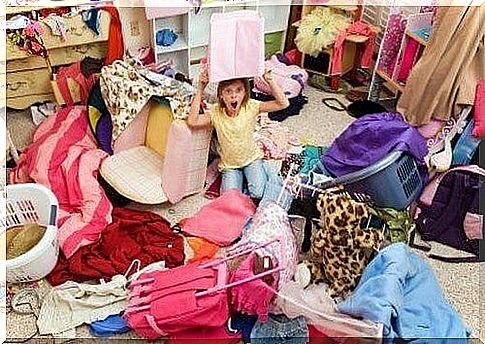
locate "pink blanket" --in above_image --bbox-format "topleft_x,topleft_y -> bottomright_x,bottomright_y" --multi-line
10,106 -> 112,258
179,189 -> 256,246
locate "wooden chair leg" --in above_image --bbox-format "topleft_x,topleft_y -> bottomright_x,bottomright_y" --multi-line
330,75 -> 340,91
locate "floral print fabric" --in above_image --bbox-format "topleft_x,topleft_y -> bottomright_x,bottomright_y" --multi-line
100,61 -> 195,142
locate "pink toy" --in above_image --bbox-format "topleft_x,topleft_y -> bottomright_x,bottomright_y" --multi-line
253,55 -> 308,98
125,238 -> 286,339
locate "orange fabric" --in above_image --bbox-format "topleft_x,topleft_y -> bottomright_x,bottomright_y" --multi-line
186,237 -> 219,264
102,7 -> 124,65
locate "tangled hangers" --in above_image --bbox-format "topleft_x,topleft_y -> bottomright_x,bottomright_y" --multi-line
278,162 -> 347,203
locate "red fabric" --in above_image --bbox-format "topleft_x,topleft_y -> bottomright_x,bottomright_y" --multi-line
331,21 -> 375,75
56,61 -> 97,106
40,7 -> 70,18
10,106 -> 112,258
397,38 -> 420,82
180,189 -> 256,246
472,80 -> 485,138
102,7 -> 125,65
205,174 -> 222,199
285,48 -> 300,65
47,207 -> 185,286
307,325 -> 331,343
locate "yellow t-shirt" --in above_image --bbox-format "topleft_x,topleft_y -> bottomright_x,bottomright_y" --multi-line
211,99 -> 264,170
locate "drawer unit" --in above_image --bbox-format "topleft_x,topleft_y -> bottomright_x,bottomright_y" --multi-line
6,68 -> 52,98
42,12 -> 110,49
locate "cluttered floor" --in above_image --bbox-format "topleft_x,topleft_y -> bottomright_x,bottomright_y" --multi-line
4,86 -> 484,342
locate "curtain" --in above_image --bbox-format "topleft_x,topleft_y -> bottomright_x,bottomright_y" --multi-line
397,4 -> 485,126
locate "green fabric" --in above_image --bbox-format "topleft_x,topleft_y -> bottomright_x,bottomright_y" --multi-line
369,207 -> 412,243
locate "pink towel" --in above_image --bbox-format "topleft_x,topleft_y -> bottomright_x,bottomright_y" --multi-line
397,38 -> 420,82
179,189 -> 256,246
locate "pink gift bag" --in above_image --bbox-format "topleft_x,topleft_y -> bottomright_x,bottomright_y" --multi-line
208,10 -> 265,83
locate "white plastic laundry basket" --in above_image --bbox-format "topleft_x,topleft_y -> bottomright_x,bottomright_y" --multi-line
3,183 -> 59,283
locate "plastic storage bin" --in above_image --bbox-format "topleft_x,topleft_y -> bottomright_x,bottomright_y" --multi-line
264,31 -> 284,57
316,151 -> 423,210
4,183 -> 59,283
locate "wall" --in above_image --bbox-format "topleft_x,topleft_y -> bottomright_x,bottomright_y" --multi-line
115,3 -> 152,54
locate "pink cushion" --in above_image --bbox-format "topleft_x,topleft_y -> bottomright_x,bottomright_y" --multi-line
472,80 -> 484,138
113,104 -> 149,153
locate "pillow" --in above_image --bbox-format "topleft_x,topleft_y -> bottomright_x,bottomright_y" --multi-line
472,80 -> 484,138
145,99 -> 173,158
100,146 -> 168,204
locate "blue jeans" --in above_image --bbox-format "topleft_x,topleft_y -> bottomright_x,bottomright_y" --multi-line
260,162 -> 294,211
221,159 -> 267,199
250,314 -> 308,344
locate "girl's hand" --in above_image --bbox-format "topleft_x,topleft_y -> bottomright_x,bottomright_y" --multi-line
263,69 -> 274,84
198,69 -> 209,91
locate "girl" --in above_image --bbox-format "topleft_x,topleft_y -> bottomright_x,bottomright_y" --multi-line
187,69 -> 289,199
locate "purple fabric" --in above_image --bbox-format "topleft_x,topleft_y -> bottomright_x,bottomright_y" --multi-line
416,170 -> 481,256
321,113 -> 429,183
97,114 -> 113,155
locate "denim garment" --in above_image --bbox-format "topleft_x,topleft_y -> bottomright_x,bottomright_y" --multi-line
260,162 -> 294,211
337,243 -> 471,342
222,158 -> 267,199
251,314 -> 308,344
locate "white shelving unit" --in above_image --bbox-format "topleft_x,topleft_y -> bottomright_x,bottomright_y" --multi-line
150,0 -> 291,79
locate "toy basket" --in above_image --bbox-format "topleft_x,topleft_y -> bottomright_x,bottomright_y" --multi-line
3,183 -> 59,283
315,151 -> 423,210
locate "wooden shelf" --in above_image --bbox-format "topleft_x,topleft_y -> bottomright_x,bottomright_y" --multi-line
156,37 -> 189,54
6,0 -> 113,15
376,69 -> 405,93
405,30 -> 429,46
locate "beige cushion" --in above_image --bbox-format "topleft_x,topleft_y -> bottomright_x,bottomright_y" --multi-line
100,146 -> 168,204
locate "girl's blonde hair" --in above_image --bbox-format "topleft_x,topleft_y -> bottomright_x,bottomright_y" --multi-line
216,78 -> 251,109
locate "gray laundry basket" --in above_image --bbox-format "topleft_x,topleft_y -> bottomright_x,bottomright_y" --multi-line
315,151 -> 423,210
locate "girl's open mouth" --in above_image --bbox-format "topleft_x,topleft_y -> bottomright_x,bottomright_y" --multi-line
230,101 -> 238,110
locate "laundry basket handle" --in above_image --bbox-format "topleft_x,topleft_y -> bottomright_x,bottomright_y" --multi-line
49,204 -> 58,226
